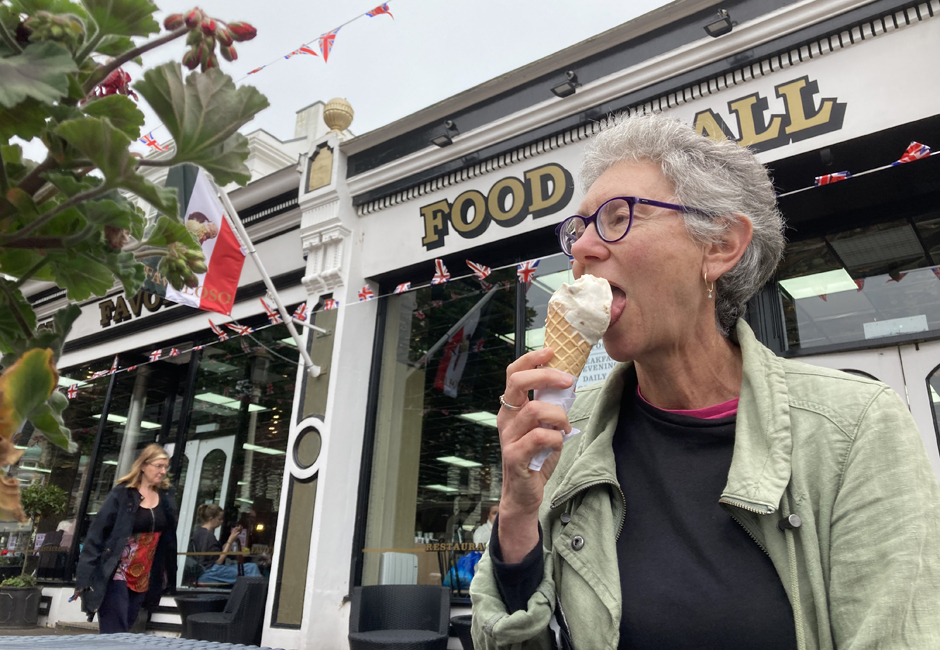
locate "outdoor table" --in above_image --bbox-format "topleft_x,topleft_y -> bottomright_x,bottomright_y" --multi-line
173,594 -> 228,637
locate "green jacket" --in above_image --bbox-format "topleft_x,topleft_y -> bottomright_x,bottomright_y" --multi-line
470,320 -> 940,650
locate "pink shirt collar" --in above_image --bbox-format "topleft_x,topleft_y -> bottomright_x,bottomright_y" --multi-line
637,387 -> 739,419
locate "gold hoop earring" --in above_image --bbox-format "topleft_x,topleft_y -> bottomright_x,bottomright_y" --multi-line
704,271 -> 715,299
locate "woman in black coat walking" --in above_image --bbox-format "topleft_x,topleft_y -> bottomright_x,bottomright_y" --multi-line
75,444 -> 178,633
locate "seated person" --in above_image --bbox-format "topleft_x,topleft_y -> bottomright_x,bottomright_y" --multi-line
473,503 -> 499,546
191,504 -> 261,585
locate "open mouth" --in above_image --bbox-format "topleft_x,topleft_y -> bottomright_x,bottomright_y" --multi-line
608,282 -> 627,327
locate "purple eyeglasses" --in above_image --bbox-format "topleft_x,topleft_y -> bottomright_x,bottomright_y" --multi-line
555,196 -> 705,256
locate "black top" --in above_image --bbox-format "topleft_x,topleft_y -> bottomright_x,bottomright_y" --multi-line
491,390 -> 796,650
191,527 -> 223,570
132,505 -> 169,535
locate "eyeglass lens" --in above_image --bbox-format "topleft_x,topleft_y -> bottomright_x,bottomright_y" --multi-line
560,198 -> 634,254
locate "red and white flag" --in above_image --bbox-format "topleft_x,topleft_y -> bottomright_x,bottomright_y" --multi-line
285,45 -> 318,59
162,168 -> 246,315
227,323 -> 254,336
149,349 -> 162,362
319,28 -> 340,62
209,319 -> 229,341
168,348 -> 180,357
358,285 -> 375,301
431,259 -> 450,284
292,303 -> 307,322
261,298 -> 282,324
394,282 -> 411,294
466,260 -> 491,281
323,298 -> 339,311
66,384 -> 79,399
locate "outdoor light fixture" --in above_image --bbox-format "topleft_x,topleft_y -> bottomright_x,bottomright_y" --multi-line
430,120 -> 459,147
551,71 -> 579,98
704,9 -> 733,37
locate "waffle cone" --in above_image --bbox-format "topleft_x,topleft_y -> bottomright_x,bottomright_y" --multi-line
543,302 -> 594,377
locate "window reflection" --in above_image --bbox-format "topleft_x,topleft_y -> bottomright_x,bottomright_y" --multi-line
362,268 -> 516,590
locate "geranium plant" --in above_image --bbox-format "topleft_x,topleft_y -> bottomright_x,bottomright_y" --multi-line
0,1 -> 268,520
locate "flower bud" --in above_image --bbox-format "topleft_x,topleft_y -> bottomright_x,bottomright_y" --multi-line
216,26 -> 233,46
182,48 -> 199,70
164,13 -> 184,30
200,18 -> 216,36
204,35 -> 215,51
184,8 -> 204,29
104,226 -> 129,250
186,28 -> 202,46
226,21 -> 256,42
220,44 -> 237,62
196,42 -> 209,66
204,53 -> 218,70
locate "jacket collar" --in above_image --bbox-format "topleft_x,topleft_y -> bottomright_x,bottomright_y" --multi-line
549,320 -> 792,515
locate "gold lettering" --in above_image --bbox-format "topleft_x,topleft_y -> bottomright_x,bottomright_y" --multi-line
99,300 -> 115,328
487,177 -> 526,223
776,77 -> 835,134
728,94 -> 784,147
420,200 -> 451,251
143,291 -> 162,312
112,296 -> 132,324
525,164 -> 573,219
450,190 -> 488,234
128,291 -> 145,318
693,109 -> 733,142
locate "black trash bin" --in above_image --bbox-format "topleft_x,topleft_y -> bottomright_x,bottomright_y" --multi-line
451,615 -> 474,650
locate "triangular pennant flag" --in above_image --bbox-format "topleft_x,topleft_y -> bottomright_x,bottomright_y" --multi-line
285,45 -> 318,59
66,384 -> 79,399
366,3 -> 394,18
358,285 -> 375,301
140,132 -> 168,152
323,298 -> 339,310
209,319 -> 229,341
893,141 -> 931,165
517,259 -> 540,284
319,27 -> 340,62
226,323 -> 254,336
149,349 -> 162,362
292,303 -> 307,321
466,260 -> 491,281
394,282 -> 411,294
431,259 -> 450,284
247,66 -> 265,75
261,298 -> 283,324
815,171 -> 851,186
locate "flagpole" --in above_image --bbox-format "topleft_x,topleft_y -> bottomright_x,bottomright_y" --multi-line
209,177 -> 322,378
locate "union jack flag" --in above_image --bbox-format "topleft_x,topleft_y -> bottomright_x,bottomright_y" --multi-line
90,370 -> 109,379
260,298 -> 282,324
240,338 -> 252,354
149,349 -> 162,362
394,283 -> 411,294
431,300 -> 443,307
192,345 -> 205,352
517,259 -> 540,284
168,348 -> 180,357
139,132 -> 167,152
359,285 -> 375,301
247,66 -> 265,75
66,384 -> 78,399
126,365 -> 137,372
894,141 -> 932,165
318,28 -> 340,63
226,323 -> 254,336
814,171 -> 851,186
472,339 -> 485,353
466,260 -> 491,281
109,355 -> 119,375
415,310 -> 426,320
431,259 -> 450,284
209,319 -> 229,341
323,298 -> 339,311
292,303 -> 307,321
366,3 -> 394,18
285,45 -> 318,59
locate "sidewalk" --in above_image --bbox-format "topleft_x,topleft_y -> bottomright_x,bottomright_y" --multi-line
0,633 -> 285,649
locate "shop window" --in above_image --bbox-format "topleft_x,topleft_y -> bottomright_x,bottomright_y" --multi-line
361,257 -> 584,593
777,215 -> 940,351
176,324 -> 297,588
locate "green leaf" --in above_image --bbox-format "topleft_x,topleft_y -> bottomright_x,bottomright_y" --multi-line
48,250 -> 115,300
0,249 -> 48,281
1,144 -> 30,187
191,132 -> 253,187
101,249 -> 144,295
12,0 -> 90,20
82,194 -> 145,239
0,99 -> 49,141
94,34 -> 134,57
41,171 -> 101,198
82,94 -> 145,139
54,116 -> 179,216
80,0 -> 159,37
0,281 -> 37,353
5,303 -> 81,364
27,401 -> 74,451
143,214 -> 198,248
0,42 -> 78,109
134,64 -> 269,186
0,347 -> 57,442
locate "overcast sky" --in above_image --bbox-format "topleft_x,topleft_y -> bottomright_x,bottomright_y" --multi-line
117,0 -> 670,152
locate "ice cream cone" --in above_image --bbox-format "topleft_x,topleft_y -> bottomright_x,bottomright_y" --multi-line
543,302 -> 594,377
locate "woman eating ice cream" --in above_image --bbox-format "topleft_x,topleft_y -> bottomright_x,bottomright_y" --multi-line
470,113 -> 940,650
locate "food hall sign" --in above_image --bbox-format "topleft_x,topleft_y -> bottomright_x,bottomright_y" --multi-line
420,163 -> 573,250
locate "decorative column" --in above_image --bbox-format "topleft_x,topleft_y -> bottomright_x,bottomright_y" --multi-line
262,99 -> 380,650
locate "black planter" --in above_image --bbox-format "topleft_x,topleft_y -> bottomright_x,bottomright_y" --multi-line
0,586 -> 42,628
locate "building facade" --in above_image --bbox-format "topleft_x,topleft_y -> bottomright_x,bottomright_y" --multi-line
18,1 -> 940,648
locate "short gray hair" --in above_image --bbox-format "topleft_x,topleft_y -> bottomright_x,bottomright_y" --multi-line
580,113 -> 784,335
